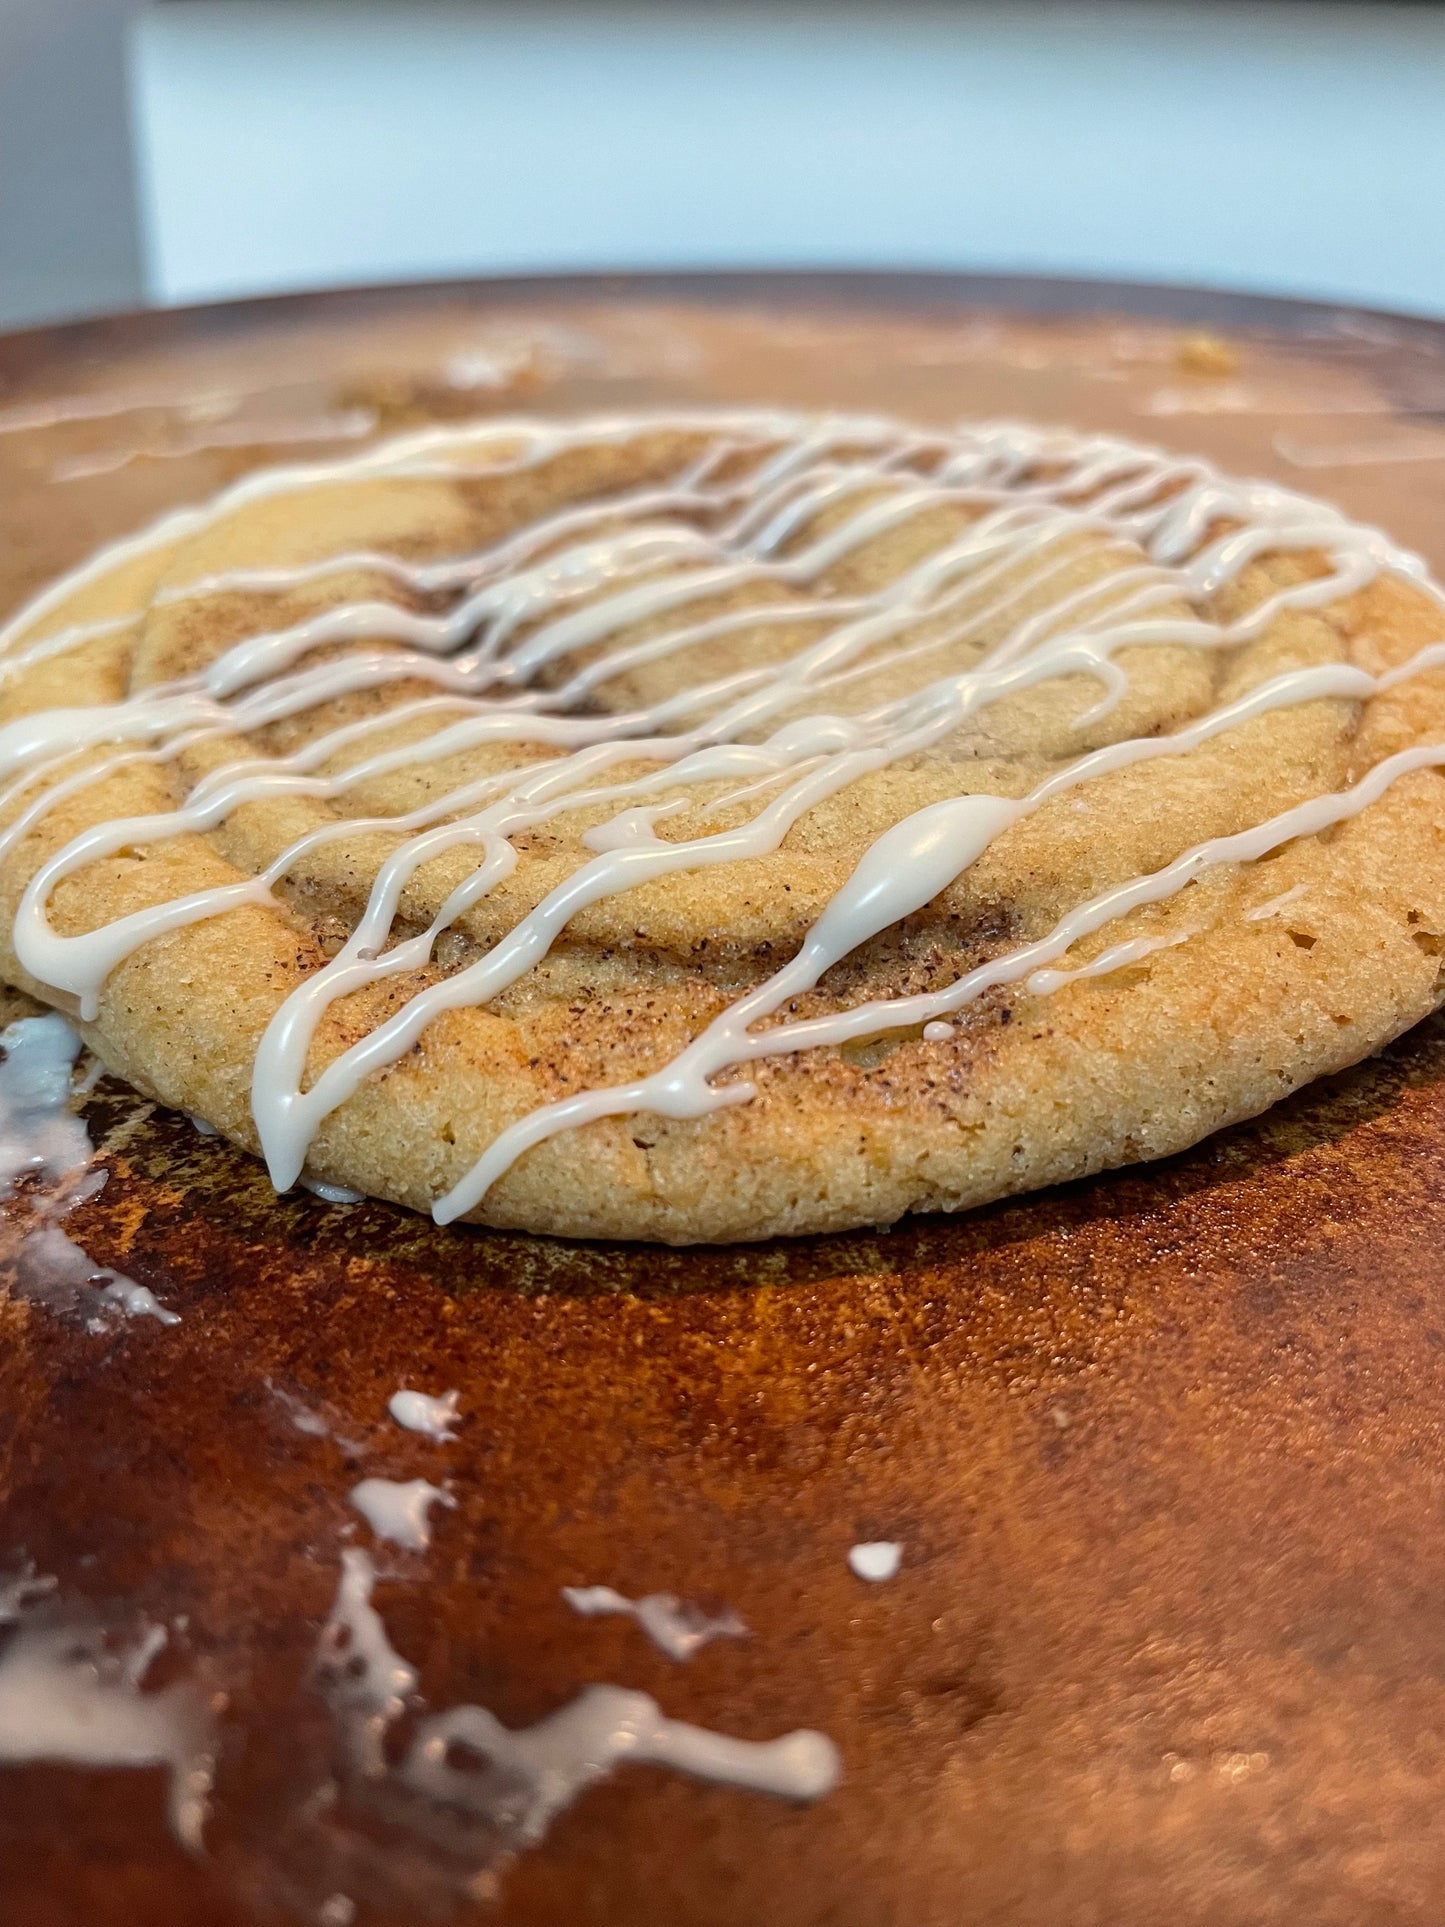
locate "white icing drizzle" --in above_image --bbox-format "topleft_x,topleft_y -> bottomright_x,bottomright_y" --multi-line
1024,926 -> 1197,997
921,1020 -> 956,1043
403,1682 -> 839,1842
0,1569 -> 215,1850
49,408 -> 377,485
64,1167 -> 107,1207
316,1550 -> 837,1854
1243,882 -> 1311,922
349,1477 -> 455,1553
561,1585 -> 747,1661
1275,432 -> 1445,471
0,1014 -> 180,1326
0,385 -> 246,438
1145,383 -> 1382,420
301,1176 -> 364,1205
0,1565 -> 57,1615
2,410 -> 1442,1223
388,1388 -> 461,1441
315,1549 -> 419,1779
70,1055 -> 104,1098
847,1542 -> 903,1583
269,1379 -> 332,1438
0,1013 -> 91,1197
14,1222 -> 179,1331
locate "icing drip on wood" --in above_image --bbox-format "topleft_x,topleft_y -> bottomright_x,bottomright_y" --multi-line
14,1222 -> 179,1331
388,1389 -> 461,1441
0,1013 -> 91,1198
349,1477 -> 454,1553
0,1014 -> 180,1326
848,1543 -> 903,1582
315,1550 -> 837,1859
0,1568 -> 216,1850
562,1585 -> 747,1661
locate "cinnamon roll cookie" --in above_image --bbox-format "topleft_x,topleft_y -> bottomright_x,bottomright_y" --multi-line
2,410 -> 1443,1241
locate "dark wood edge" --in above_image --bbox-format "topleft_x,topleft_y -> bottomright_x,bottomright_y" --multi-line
2,267 -> 1444,390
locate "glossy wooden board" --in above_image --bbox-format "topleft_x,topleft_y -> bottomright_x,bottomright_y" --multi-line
3,273 -> 1445,1927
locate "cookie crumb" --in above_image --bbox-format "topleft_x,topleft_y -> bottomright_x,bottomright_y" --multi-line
1176,332 -> 1239,378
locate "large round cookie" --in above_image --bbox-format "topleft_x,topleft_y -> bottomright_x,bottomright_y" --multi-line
1,408 -> 1443,1242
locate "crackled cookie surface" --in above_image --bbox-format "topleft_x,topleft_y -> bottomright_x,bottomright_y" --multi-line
1,409 -> 1443,1241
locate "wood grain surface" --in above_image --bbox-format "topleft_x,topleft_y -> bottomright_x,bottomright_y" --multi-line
3,272 -> 1445,1927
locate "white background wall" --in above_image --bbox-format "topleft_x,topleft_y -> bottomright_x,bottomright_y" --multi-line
132,1 -> 1445,317
0,0 -> 142,327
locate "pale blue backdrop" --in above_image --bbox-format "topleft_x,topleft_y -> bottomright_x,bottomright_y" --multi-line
133,1 -> 1445,315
